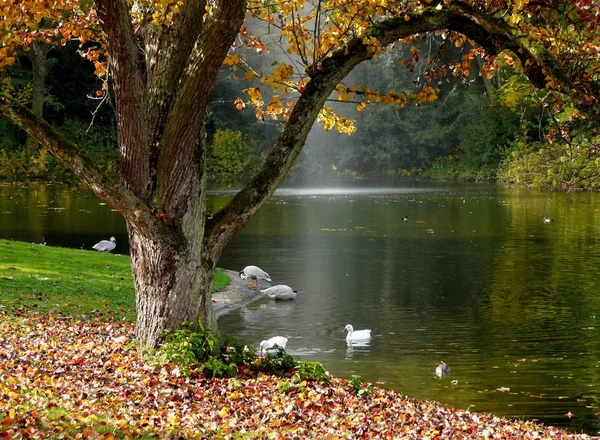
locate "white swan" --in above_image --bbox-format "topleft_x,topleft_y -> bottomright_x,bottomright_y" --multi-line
259,336 -> 288,355
92,236 -> 116,252
343,324 -> 371,342
435,361 -> 450,377
261,285 -> 297,300
239,265 -> 271,288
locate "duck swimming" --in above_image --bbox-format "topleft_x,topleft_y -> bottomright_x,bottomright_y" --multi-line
343,324 -> 371,342
435,361 -> 450,377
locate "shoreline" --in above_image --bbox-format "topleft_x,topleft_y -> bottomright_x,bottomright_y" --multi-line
212,269 -> 267,318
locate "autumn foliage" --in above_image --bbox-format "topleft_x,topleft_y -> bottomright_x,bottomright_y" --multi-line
0,313 -> 591,439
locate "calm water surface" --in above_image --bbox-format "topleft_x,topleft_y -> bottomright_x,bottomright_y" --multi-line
1,181 -> 599,434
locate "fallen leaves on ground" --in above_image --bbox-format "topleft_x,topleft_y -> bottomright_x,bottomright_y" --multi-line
0,313 -> 591,439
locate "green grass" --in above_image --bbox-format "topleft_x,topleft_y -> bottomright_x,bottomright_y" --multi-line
0,239 -> 231,321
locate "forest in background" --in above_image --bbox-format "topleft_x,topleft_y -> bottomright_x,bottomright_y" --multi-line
1,22 -> 598,190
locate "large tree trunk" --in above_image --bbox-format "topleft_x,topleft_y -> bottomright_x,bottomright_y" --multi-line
129,224 -> 218,352
129,151 -> 219,351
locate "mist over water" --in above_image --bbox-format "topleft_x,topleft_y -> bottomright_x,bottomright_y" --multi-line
1,181 -> 599,434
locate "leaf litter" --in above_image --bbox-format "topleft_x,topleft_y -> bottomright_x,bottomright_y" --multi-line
0,312 -> 592,439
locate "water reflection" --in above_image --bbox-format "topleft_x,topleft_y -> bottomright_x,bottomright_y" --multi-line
215,183 -> 600,435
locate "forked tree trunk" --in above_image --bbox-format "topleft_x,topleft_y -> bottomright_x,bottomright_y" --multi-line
128,172 -> 219,352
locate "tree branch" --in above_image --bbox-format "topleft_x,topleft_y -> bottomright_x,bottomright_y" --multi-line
144,0 -> 208,164
155,0 -> 247,219
0,99 -> 156,231
206,2 -> 599,253
96,0 -> 150,199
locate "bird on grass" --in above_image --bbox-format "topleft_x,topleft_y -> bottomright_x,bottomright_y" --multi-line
259,336 -> 288,355
261,285 -> 297,300
435,361 -> 450,377
92,237 -> 116,252
543,217 -> 554,224
239,265 -> 271,289
402,216 -> 409,222
343,324 -> 371,343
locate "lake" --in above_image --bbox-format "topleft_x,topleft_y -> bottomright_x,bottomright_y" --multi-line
1,181 -> 599,435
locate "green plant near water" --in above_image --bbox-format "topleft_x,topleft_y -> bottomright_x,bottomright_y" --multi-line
220,335 -> 258,367
347,375 -> 374,398
292,361 -> 330,382
154,320 -> 220,370
200,357 -> 238,379
257,347 -> 297,377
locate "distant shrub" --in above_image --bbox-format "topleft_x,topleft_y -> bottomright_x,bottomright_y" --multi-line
500,139 -> 600,190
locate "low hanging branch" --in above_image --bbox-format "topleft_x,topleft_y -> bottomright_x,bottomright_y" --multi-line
0,98 -> 155,231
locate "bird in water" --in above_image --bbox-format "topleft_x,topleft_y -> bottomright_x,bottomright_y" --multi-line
261,285 -> 297,300
239,265 -> 271,289
543,217 -> 554,224
259,336 -> 288,355
402,216 -> 408,222
435,361 -> 450,377
343,324 -> 371,343
92,236 -> 116,252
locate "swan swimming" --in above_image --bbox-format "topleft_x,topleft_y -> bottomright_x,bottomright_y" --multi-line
343,324 -> 371,342
239,265 -> 271,288
259,336 -> 288,355
435,361 -> 450,377
261,285 -> 297,300
92,237 -> 116,252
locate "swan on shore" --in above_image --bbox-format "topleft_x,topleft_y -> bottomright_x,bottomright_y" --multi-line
261,285 -> 297,300
259,336 -> 288,355
343,324 -> 371,342
239,265 -> 271,288
92,237 -> 116,252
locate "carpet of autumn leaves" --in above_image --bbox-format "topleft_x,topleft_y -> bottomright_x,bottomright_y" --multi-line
0,313 -> 592,439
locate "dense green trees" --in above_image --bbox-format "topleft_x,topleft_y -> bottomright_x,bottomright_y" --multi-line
0,26 -> 596,188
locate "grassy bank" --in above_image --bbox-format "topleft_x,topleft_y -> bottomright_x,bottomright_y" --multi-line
0,239 -> 230,321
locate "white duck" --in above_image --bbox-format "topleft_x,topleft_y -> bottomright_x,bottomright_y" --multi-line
435,361 -> 450,377
92,236 -> 116,252
239,265 -> 271,288
259,336 -> 288,355
343,324 -> 371,342
261,285 -> 297,300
